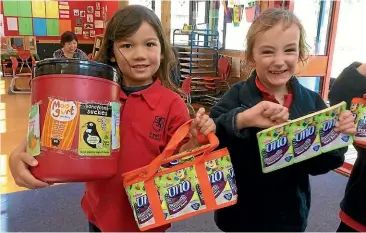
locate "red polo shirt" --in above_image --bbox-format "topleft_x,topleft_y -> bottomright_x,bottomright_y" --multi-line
255,77 -> 293,108
81,80 -> 190,232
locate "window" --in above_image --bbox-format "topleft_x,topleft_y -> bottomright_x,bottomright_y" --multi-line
293,0 -> 332,55
224,5 -> 253,50
331,0 -> 366,78
129,0 -> 153,9
170,0 -> 190,42
297,76 -> 322,93
128,0 -> 160,19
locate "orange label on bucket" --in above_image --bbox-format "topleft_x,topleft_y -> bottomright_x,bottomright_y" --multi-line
41,98 -> 79,150
78,103 -> 112,156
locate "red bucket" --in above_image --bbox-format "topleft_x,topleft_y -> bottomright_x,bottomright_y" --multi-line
29,59 -> 122,183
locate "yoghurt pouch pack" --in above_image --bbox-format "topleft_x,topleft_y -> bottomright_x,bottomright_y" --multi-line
156,166 -> 204,220
318,101 -> 353,153
205,154 -> 237,205
126,182 -> 155,229
257,123 -> 294,173
288,115 -> 321,163
350,98 -> 366,147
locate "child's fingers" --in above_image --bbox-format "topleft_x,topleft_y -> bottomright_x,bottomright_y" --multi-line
201,123 -> 216,136
334,122 -> 356,134
263,107 -> 280,117
197,114 -> 209,128
270,107 -> 288,120
339,110 -> 353,121
19,152 -> 38,167
199,119 -> 216,135
195,107 -> 206,118
18,169 -> 50,189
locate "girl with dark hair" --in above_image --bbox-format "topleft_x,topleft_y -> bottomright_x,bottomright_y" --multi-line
9,5 -> 215,232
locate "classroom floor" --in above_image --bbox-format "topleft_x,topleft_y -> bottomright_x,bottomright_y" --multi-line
0,76 -> 356,231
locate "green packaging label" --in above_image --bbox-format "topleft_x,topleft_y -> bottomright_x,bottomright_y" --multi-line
288,115 -> 321,162
318,104 -> 353,153
257,124 -> 294,173
155,166 -> 204,220
125,181 -> 155,228
205,154 -> 237,205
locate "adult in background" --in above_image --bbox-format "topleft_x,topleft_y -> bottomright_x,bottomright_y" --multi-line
53,31 -> 88,59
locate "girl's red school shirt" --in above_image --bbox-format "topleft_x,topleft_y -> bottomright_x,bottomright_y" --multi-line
81,80 -> 190,232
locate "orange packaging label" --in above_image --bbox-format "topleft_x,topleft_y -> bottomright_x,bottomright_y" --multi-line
41,98 -> 79,150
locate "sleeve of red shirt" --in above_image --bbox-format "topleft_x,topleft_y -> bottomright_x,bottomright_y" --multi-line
165,97 -> 191,153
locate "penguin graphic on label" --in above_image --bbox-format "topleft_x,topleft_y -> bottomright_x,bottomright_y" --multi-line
82,122 -> 102,148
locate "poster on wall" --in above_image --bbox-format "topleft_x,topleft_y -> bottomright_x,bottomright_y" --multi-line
94,20 -> 104,29
95,11 -> 100,17
80,11 -> 85,17
96,2 -> 100,10
87,6 -> 94,13
73,9 -> 79,16
75,27 -> 82,35
87,14 -> 93,23
76,18 -> 82,26
83,31 -> 89,39
0,14 -> 4,37
84,23 -> 93,29
90,30 -> 95,38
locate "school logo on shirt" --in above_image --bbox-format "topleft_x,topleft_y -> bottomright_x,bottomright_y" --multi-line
150,116 -> 166,141
152,116 -> 166,132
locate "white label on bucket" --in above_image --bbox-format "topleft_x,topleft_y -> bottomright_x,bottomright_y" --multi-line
110,102 -> 121,150
50,99 -> 78,122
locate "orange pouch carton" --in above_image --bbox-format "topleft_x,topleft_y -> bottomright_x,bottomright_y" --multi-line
122,120 -> 237,231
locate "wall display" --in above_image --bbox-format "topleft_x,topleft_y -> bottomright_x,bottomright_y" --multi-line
90,30 -> 95,38
87,6 -> 94,13
1,0 -> 115,41
87,14 -> 93,23
76,18 -> 82,26
83,30 -> 89,39
75,27 -> 82,35
84,23 -> 93,29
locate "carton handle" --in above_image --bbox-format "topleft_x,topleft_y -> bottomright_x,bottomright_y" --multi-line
144,120 -> 218,181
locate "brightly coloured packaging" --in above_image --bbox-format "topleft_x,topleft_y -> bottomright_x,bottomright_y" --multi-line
318,102 -> 353,152
257,101 -> 354,173
351,97 -> 366,148
257,123 -> 294,173
122,120 -> 237,231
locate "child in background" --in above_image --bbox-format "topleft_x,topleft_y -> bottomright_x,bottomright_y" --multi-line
9,5 -> 216,232
210,8 -> 356,232
329,62 -> 366,232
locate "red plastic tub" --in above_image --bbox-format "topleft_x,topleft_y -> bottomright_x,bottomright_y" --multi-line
29,59 -> 122,182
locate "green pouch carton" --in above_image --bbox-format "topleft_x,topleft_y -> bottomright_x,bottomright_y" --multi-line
288,114 -> 321,163
125,182 -> 155,229
155,166 -> 205,220
257,123 -> 294,173
205,154 -> 237,205
318,102 -> 353,153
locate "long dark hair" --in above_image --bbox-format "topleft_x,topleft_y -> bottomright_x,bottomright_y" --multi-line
95,5 -> 180,93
